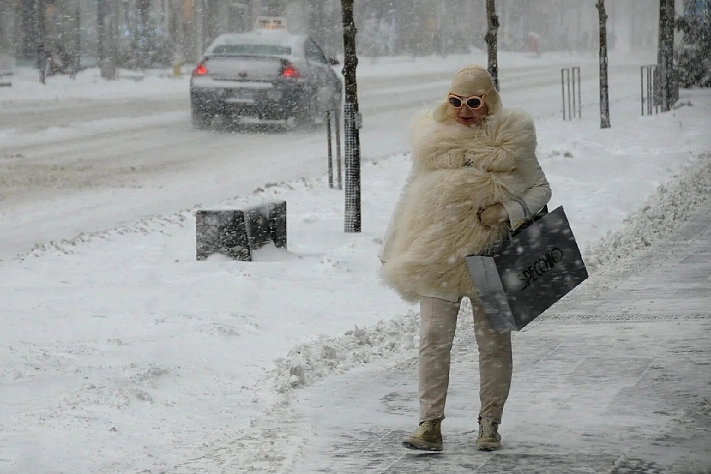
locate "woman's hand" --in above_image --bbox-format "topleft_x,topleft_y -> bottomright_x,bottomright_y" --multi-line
478,203 -> 509,227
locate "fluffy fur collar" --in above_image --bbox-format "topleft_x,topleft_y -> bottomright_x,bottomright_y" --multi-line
410,108 -> 537,175
380,108 -> 538,302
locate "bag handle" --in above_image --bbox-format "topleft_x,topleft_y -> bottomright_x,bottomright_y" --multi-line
514,198 -> 550,224
514,198 -> 532,220
509,199 -> 549,239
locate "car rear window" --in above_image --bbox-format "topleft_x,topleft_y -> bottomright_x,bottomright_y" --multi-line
210,44 -> 292,56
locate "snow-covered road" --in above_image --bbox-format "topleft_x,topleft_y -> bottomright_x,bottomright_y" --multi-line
1,54 -> 626,259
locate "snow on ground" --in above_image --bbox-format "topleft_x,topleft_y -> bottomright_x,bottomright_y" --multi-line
0,66 -> 187,103
1,51 -> 710,473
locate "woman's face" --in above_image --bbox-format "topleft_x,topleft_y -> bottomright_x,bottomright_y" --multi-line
453,100 -> 489,126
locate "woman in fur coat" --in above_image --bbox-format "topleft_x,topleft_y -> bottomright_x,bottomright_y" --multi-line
379,65 -> 551,452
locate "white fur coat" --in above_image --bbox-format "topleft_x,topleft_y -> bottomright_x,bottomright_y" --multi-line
380,108 -> 540,303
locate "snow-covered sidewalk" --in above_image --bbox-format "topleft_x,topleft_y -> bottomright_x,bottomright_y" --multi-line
290,161 -> 711,474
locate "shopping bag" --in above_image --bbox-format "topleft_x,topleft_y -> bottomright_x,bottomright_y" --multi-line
465,205 -> 588,332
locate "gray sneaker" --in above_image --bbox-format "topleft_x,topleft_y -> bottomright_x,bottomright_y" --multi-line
476,417 -> 502,451
402,419 -> 443,451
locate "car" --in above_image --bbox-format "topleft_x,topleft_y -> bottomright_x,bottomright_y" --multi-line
189,27 -> 342,129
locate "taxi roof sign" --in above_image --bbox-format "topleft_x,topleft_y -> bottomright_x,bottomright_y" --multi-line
255,16 -> 288,30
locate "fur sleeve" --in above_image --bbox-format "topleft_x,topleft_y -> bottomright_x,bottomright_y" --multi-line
494,109 -> 552,228
483,108 -> 538,158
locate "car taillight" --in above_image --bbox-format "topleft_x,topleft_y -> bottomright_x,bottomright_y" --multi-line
193,62 -> 207,76
281,62 -> 300,78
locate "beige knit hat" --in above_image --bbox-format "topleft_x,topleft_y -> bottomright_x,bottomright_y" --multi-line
432,64 -> 502,122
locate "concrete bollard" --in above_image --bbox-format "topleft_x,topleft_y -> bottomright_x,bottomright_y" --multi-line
196,201 -> 287,261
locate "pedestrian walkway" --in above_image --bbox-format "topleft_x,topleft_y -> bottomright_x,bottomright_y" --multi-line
291,202 -> 711,473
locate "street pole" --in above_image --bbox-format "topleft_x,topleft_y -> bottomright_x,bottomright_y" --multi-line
341,0 -> 361,233
485,0 -> 499,90
596,0 -> 611,128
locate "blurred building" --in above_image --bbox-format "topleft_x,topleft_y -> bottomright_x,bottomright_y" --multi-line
1,0 -> 666,70
495,0 -> 660,54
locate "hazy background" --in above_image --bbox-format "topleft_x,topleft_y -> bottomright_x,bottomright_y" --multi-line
0,0 -> 672,72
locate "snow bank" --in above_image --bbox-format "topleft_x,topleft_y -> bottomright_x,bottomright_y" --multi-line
584,153 -> 711,272
267,153 -> 711,401
273,315 -> 419,393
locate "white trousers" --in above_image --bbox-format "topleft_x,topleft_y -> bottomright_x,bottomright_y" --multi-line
419,296 -> 513,424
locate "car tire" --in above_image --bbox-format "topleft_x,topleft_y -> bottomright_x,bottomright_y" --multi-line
191,100 -> 212,130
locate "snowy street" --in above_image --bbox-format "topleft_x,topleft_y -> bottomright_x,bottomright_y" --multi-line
3,52 -> 628,258
1,50 -> 710,473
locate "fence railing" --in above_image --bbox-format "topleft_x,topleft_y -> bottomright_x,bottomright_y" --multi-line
325,109 -> 342,190
561,67 -> 581,120
641,64 -> 660,116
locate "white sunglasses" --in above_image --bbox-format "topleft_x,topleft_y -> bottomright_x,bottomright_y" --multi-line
447,86 -> 493,110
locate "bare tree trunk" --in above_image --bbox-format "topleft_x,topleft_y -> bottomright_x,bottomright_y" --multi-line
657,0 -> 676,111
98,0 -> 116,79
137,0 -> 151,31
20,0 -> 35,62
596,0 -> 611,128
341,0 -> 361,233
658,0 -> 668,111
485,0 -> 499,89
72,5 -> 80,77
342,2 -> 358,109
37,0 -> 46,84
114,0 -> 120,74
135,0 -> 150,68
98,0 -> 104,70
